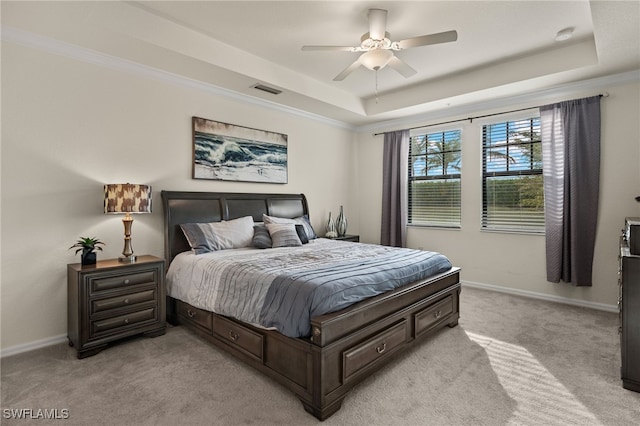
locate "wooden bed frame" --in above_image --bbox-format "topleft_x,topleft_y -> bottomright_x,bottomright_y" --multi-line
161,190 -> 461,420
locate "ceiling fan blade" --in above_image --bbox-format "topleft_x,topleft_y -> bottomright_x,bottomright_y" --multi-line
301,45 -> 355,52
387,55 -> 417,78
368,9 -> 388,40
333,60 -> 361,81
397,30 -> 458,49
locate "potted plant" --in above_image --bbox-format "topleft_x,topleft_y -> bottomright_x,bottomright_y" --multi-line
69,237 -> 105,265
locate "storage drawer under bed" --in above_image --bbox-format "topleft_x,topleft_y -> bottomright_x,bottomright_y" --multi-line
176,300 -> 213,332
414,294 -> 454,337
214,315 -> 264,361
342,320 -> 409,382
175,300 -> 264,362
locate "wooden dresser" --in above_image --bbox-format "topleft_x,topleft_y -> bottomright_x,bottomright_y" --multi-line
67,255 -> 166,358
619,225 -> 640,392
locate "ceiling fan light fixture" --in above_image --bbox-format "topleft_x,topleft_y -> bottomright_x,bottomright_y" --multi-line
360,32 -> 392,50
359,49 -> 393,70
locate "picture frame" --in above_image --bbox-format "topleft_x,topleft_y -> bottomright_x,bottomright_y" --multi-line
192,117 -> 288,183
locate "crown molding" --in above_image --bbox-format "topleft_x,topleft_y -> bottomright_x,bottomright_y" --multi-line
1,26 -> 355,131
356,69 -> 640,134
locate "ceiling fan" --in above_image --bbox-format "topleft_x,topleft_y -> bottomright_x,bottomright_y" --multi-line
302,8 -> 458,81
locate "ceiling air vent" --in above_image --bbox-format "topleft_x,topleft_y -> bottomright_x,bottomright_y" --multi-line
252,83 -> 282,95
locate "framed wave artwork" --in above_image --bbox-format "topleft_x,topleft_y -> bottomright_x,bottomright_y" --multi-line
192,117 -> 288,183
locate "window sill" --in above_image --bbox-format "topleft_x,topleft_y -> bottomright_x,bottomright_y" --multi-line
481,228 -> 544,236
407,224 -> 461,230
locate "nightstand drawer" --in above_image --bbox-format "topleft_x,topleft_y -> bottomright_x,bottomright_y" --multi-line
214,315 -> 263,361
91,307 -> 156,335
90,271 -> 157,294
92,289 -> 156,314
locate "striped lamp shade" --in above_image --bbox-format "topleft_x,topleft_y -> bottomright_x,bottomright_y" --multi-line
104,183 -> 152,214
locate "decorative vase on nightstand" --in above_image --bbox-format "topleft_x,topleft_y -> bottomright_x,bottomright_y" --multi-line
81,249 -> 97,265
326,212 -> 338,238
336,205 -> 348,237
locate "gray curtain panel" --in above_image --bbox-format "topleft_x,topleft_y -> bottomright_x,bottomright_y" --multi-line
381,130 -> 409,247
540,96 -> 601,286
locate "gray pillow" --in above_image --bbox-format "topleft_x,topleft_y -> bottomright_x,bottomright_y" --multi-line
295,224 -> 309,244
263,214 -> 317,239
266,223 -> 302,248
252,225 -> 272,249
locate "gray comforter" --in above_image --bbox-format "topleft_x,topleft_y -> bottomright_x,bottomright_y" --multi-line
167,238 -> 452,338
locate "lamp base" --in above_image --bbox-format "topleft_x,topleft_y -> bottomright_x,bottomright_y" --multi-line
119,213 -> 136,263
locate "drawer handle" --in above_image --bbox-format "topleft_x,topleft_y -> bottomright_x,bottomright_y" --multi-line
228,330 -> 239,342
375,342 -> 386,354
123,279 -> 130,285
123,318 -> 129,324
187,309 -> 196,318
434,310 -> 442,319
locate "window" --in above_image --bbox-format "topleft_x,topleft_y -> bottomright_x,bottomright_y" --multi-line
482,117 -> 544,232
408,129 -> 462,227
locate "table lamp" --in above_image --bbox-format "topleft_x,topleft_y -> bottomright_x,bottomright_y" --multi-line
104,183 -> 152,262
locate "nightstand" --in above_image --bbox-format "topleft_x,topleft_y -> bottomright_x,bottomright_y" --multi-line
67,255 -> 166,359
334,234 -> 360,242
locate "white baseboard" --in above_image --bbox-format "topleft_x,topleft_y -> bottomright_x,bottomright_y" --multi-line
1,334 -> 68,358
461,280 -> 618,313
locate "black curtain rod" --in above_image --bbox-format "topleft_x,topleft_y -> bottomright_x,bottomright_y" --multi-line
373,93 -> 608,136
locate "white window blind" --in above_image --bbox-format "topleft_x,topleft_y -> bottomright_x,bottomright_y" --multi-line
409,129 -> 462,227
482,117 -> 544,232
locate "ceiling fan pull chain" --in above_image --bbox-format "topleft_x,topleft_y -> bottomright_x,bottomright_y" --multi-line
375,69 -> 379,104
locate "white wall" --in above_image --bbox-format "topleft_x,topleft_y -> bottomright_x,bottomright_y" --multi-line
355,81 -> 640,308
0,40 -> 356,351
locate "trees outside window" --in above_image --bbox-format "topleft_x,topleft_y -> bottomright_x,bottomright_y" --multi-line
409,130 -> 462,227
482,117 -> 544,232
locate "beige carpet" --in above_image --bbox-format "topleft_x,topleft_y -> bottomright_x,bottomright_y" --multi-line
2,287 -> 639,425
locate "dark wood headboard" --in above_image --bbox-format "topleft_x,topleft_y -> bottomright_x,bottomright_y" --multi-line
161,191 -> 309,264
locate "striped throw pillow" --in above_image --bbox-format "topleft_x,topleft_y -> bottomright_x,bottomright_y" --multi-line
252,225 -> 272,249
266,223 -> 302,248
262,214 -> 317,240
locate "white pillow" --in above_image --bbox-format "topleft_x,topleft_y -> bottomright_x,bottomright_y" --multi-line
180,216 -> 254,254
266,223 -> 302,248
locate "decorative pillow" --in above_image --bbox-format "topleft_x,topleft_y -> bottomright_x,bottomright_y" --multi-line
252,225 -> 272,249
266,223 -> 302,248
263,214 -> 317,240
295,224 -> 309,244
180,216 -> 254,254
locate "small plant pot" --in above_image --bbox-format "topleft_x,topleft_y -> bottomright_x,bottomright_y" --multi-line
81,250 -> 97,266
